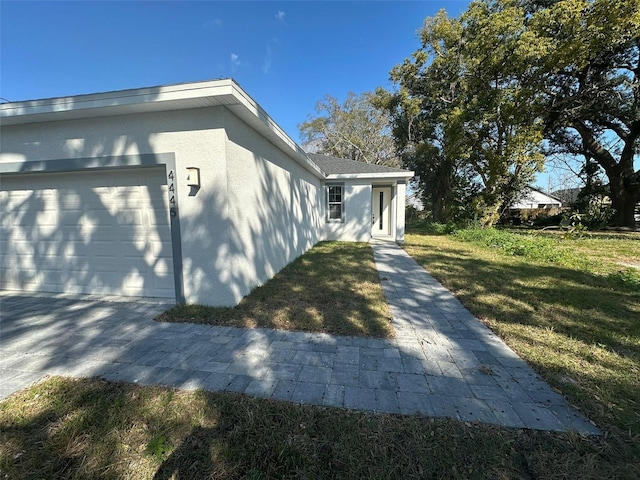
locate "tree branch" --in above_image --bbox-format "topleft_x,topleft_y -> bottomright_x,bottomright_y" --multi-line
620,119 -> 640,169
569,120 -> 619,173
599,120 -> 629,141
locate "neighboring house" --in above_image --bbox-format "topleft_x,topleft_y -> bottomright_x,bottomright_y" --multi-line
509,188 -> 562,211
551,187 -> 581,207
0,79 -> 413,306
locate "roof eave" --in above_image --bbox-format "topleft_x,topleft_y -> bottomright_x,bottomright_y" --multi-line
0,79 -> 326,179
325,172 -> 414,180
225,82 -> 324,178
527,187 -> 564,204
0,80 -> 236,122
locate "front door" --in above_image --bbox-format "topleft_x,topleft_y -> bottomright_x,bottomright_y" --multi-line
371,187 -> 392,237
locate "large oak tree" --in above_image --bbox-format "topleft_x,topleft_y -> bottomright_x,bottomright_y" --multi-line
531,0 -> 640,227
381,0 -> 639,227
380,2 -> 545,225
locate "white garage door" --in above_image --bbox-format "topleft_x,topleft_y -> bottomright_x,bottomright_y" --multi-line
0,167 -> 175,299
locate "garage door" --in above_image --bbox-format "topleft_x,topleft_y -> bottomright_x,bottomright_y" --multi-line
0,167 -> 175,299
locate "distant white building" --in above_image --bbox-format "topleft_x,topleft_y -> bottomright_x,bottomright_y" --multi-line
510,188 -> 562,210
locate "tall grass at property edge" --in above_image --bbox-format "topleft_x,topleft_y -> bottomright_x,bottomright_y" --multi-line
452,227 -> 640,286
157,241 -> 394,338
403,225 -> 640,470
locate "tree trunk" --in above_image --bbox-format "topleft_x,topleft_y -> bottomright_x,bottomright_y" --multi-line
609,181 -> 639,229
431,168 -> 452,223
432,194 -> 444,223
571,121 -> 639,229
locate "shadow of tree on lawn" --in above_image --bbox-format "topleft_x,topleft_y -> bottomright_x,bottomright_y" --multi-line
157,241 -> 395,339
403,236 -> 640,434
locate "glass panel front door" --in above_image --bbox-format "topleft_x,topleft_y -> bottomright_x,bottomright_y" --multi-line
371,187 -> 392,237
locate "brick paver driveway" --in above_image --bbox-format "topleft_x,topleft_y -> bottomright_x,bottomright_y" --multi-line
0,243 -> 598,434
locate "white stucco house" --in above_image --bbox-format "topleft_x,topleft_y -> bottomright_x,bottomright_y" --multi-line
0,79 -> 413,306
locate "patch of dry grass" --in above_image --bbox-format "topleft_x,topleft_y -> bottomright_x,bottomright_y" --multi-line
157,242 -> 394,338
1,376 -> 636,480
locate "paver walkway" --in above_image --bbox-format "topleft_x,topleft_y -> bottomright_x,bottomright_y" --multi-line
0,243 -> 598,434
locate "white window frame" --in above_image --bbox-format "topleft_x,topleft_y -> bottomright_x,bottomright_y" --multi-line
325,183 -> 345,223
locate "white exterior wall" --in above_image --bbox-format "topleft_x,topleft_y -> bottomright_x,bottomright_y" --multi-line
322,179 -> 409,243
0,106 -> 327,306
1,107 -> 229,305
323,180 -> 372,242
1,98 -> 411,306
221,110 -> 323,305
395,182 -> 407,243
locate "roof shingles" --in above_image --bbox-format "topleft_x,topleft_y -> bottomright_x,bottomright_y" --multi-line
306,153 -> 412,176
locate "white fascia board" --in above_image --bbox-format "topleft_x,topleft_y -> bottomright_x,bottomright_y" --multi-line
325,171 -> 415,181
0,80 -> 236,123
0,79 -> 325,179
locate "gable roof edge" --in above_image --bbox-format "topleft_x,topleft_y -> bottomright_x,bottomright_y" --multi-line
306,153 -> 414,179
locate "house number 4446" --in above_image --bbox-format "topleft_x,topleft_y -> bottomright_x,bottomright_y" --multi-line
168,170 -> 177,217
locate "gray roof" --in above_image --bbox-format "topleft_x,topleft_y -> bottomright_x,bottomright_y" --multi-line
551,187 -> 581,205
307,153 -> 412,176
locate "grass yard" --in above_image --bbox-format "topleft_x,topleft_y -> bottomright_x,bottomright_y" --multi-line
403,224 -> 640,474
2,230 -> 639,478
157,241 -> 394,338
1,376 -> 635,480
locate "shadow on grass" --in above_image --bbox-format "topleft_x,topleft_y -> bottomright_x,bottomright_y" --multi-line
404,237 -> 640,436
157,242 -> 394,339
407,245 -> 639,354
3,377 -> 636,479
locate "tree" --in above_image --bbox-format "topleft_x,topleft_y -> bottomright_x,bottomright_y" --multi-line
380,2 -> 545,225
381,0 -> 639,227
374,12 -> 480,223
528,0 -> 640,228
298,92 -> 400,167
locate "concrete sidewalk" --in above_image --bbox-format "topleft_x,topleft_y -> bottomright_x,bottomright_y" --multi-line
0,244 -> 598,434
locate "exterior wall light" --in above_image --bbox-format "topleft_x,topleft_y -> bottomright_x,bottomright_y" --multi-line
186,167 -> 200,188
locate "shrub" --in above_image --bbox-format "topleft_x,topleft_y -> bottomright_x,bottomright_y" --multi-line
533,213 -> 563,228
582,205 -> 615,230
452,227 -> 580,265
406,220 -> 459,235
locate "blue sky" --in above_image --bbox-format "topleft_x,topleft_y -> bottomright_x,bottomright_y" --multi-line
1,1 -> 471,141
6,0 -> 607,190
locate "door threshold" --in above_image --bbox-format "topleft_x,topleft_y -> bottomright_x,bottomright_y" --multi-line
370,236 -> 395,243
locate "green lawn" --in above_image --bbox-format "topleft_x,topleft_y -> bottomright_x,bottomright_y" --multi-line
1,230 -> 639,478
158,241 -> 394,338
403,225 -> 640,470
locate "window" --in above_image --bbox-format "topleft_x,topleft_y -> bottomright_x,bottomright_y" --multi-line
326,184 -> 344,222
